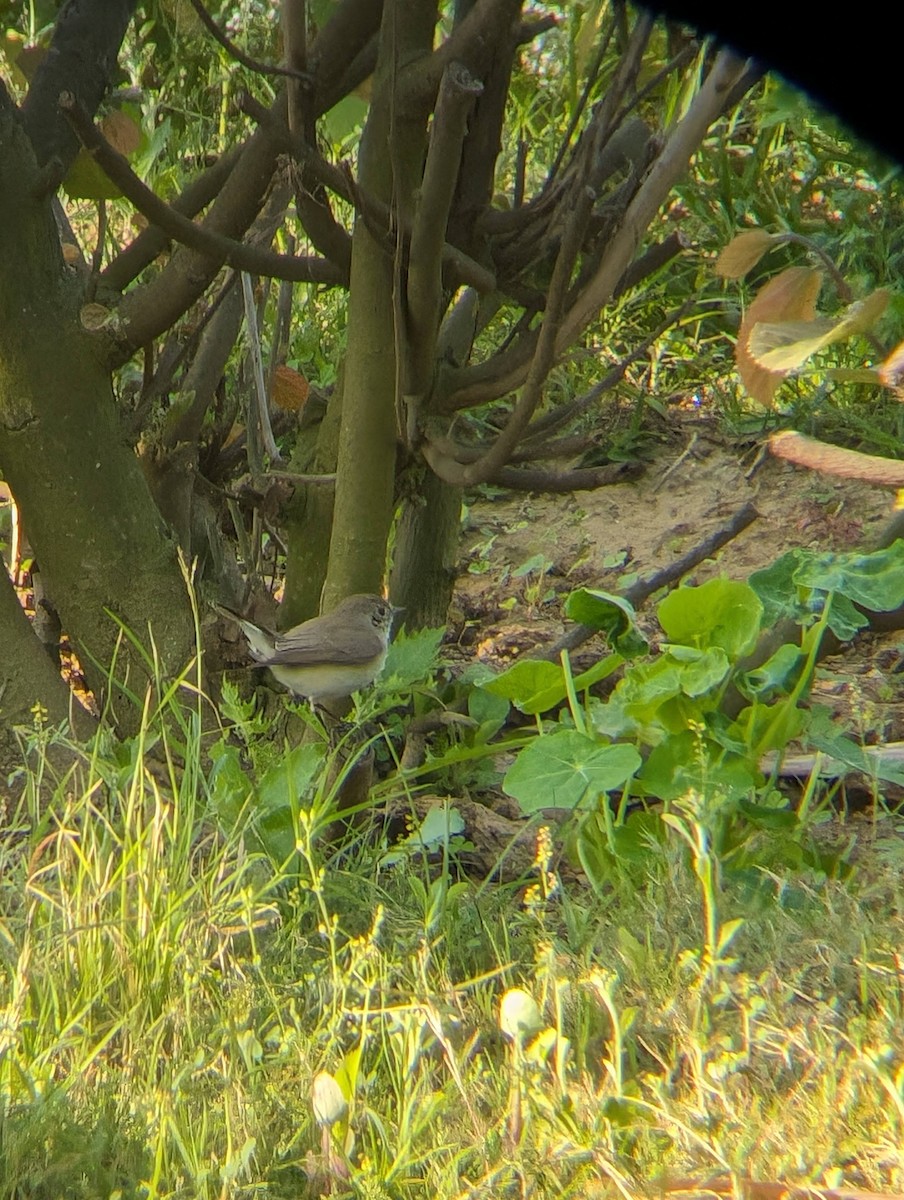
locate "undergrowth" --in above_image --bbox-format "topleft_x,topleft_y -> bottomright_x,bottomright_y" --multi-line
1,692 -> 903,1199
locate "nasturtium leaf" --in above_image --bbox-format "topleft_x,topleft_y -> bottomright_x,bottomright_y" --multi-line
565,587 -> 647,656
823,594 -> 868,641
730,700 -> 807,755
806,710 -> 904,786
258,742 -> 326,813
748,317 -> 836,370
566,586 -> 636,631
468,686 -> 510,740
736,266 -> 823,405
794,542 -> 904,613
208,739 -> 252,827
751,542 -> 904,642
749,551 -> 807,625
739,642 -> 805,698
657,578 -> 763,658
482,659 -> 565,710
503,730 -> 640,814
639,733 -> 758,801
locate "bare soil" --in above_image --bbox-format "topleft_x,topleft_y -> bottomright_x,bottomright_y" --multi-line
453,416 -> 904,745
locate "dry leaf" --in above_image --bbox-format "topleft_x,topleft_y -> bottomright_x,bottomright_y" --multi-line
714,228 -> 776,279
61,242 -> 81,265
100,109 -> 141,156
749,288 -> 889,373
736,267 -> 823,406
271,364 -> 310,413
769,430 -> 904,487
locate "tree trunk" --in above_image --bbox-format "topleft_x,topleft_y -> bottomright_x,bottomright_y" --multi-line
0,89 -> 194,733
321,2 -> 436,609
0,565 -> 97,785
281,373 -> 344,626
390,468 -> 461,628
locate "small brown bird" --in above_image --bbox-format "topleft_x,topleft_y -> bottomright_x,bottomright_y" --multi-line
215,594 -> 400,703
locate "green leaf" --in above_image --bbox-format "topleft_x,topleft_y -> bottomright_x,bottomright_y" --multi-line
823,594 -> 868,641
730,699 -> 807,755
736,797 -> 799,829
258,743 -> 326,813
381,625 -> 445,690
380,805 -> 467,867
657,578 -> 763,657
596,648 -> 730,740
794,542 -> 904,614
482,659 -> 565,711
64,148 -> 124,201
208,739 -> 252,827
468,686 -> 510,741
806,706 -> 904,786
565,587 -> 647,656
665,646 -> 732,695
503,730 -> 641,814
750,542 -> 904,641
739,642 -> 805,698
749,551 -> 806,626
639,733 -> 758,801
322,93 -> 368,146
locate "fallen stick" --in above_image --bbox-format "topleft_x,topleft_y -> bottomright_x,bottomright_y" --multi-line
546,500 -> 760,658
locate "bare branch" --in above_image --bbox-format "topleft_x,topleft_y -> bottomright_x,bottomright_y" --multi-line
398,0 -> 523,109
522,301 -> 694,439
102,146 -> 242,292
490,460 -> 641,492
59,93 -> 345,286
423,109 -> 606,485
442,48 -> 751,410
405,63 -> 483,420
185,0 -> 313,83
240,89 -> 494,294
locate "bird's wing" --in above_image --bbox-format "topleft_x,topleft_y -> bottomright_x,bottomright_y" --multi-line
268,623 -> 385,667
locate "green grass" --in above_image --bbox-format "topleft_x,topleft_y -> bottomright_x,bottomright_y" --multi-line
2,699 -> 904,1199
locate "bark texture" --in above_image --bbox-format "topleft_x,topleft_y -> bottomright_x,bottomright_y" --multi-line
0,86 -> 194,727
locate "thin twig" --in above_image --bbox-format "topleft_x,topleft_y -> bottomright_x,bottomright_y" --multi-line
185,0 -> 313,84
241,272 -> 282,465
652,431 -> 699,492
58,93 -> 343,286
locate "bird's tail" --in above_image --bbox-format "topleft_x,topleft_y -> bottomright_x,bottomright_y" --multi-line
212,603 -> 276,661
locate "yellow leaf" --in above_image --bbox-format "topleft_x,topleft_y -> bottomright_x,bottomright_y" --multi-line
736,267 -> 822,406
714,229 -> 776,279
751,288 -> 889,372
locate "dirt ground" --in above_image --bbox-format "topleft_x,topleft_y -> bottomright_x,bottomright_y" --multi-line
454,414 -> 904,745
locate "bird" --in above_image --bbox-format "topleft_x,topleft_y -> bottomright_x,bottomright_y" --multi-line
214,593 -> 400,703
